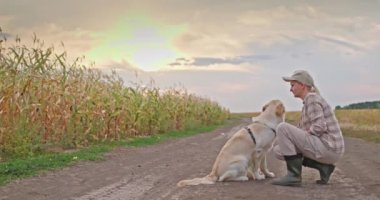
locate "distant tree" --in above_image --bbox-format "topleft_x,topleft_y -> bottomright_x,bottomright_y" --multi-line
340,100 -> 380,109
335,105 -> 342,110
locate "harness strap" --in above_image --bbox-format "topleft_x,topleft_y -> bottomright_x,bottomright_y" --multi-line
244,127 -> 256,144
245,122 -> 277,144
252,121 -> 277,136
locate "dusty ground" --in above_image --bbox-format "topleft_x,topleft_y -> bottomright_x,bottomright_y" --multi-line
0,119 -> 379,200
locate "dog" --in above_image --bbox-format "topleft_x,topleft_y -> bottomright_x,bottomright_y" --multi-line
177,99 -> 285,187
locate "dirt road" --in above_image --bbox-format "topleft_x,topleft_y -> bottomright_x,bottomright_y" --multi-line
0,119 -> 379,200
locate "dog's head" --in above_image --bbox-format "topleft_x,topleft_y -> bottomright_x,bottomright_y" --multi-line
261,99 -> 285,120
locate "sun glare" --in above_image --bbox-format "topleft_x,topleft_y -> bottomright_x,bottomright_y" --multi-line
87,14 -> 186,71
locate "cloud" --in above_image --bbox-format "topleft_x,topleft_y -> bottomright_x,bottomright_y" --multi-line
169,55 -> 273,67
95,59 -> 140,72
0,15 -> 14,28
314,35 -> 364,51
166,4 -> 380,63
164,63 -> 256,73
4,2 -> 380,63
174,32 -> 245,57
3,23 -> 96,63
236,5 -> 380,51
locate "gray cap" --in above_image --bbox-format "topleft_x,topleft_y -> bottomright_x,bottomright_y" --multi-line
282,70 -> 314,86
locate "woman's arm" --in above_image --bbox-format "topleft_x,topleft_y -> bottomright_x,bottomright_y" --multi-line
305,101 -> 327,137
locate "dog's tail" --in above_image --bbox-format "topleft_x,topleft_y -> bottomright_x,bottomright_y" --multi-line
177,174 -> 218,187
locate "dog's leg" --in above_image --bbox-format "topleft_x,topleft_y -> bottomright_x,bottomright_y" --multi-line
253,151 -> 266,180
220,170 -> 249,182
230,176 -> 249,181
260,154 -> 275,178
219,163 -> 249,182
218,169 -> 238,181
247,160 -> 255,180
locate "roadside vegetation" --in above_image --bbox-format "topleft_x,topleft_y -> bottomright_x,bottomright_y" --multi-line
0,33 -> 230,185
231,109 -> 380,144
0,124 -> 223,185
284,110 -> 379,143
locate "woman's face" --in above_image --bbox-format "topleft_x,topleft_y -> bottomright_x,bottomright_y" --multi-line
290,80 -> 306,98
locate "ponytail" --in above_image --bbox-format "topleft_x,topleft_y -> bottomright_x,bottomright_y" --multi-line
310,85 -> 320,95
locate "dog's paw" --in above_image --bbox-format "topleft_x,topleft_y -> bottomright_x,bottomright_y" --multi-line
238,176 -> 249,181
254,172 -> 266,180
265,172 -> 275,178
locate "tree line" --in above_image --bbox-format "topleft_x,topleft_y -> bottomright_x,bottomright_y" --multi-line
335,100 -> 380,110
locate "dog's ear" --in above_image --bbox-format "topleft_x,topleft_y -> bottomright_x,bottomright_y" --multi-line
275,103 -> 285,117
262,103 -> 269,112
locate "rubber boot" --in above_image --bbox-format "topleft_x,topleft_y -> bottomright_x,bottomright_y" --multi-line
272,154 -> 303,187
302,157 -> 335,184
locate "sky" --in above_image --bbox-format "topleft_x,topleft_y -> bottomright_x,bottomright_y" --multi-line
1,0 -> 380,112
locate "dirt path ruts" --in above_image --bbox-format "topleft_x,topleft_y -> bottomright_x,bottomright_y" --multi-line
0,119 -> 379,200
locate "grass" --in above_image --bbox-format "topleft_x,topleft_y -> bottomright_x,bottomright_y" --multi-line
0,145 -> 110,185
231,109 -> 380,144
341,128 -> 380,143
286,109 -> 380,144
0,122 -> 225,186
126,123 -> 222,147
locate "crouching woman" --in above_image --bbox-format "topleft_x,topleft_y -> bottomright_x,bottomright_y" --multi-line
272,70 -> 345,186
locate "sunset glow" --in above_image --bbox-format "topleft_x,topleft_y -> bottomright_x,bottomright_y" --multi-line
87,14 -> 186,71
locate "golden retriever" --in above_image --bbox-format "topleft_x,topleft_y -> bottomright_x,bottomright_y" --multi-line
177,99 -> 285,187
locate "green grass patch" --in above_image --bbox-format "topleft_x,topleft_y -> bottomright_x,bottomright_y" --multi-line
0,144 -> 113,185
342,128 -> 380,143
0,123 -> 225,186
126,124 -> 221,147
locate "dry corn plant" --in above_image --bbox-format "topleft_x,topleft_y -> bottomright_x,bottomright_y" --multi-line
0,32 -> 230,158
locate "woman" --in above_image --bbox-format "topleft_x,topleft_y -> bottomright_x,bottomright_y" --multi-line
272,70 -> 345,186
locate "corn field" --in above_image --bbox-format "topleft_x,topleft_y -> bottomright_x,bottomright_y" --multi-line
0,34 -> 230,158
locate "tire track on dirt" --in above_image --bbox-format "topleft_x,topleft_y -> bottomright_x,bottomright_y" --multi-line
70,120 -> 247,200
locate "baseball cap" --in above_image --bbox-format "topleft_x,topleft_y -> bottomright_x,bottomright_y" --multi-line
282,70 -> 314,86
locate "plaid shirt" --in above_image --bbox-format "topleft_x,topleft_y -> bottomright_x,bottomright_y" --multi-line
298,93 -> 345,154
